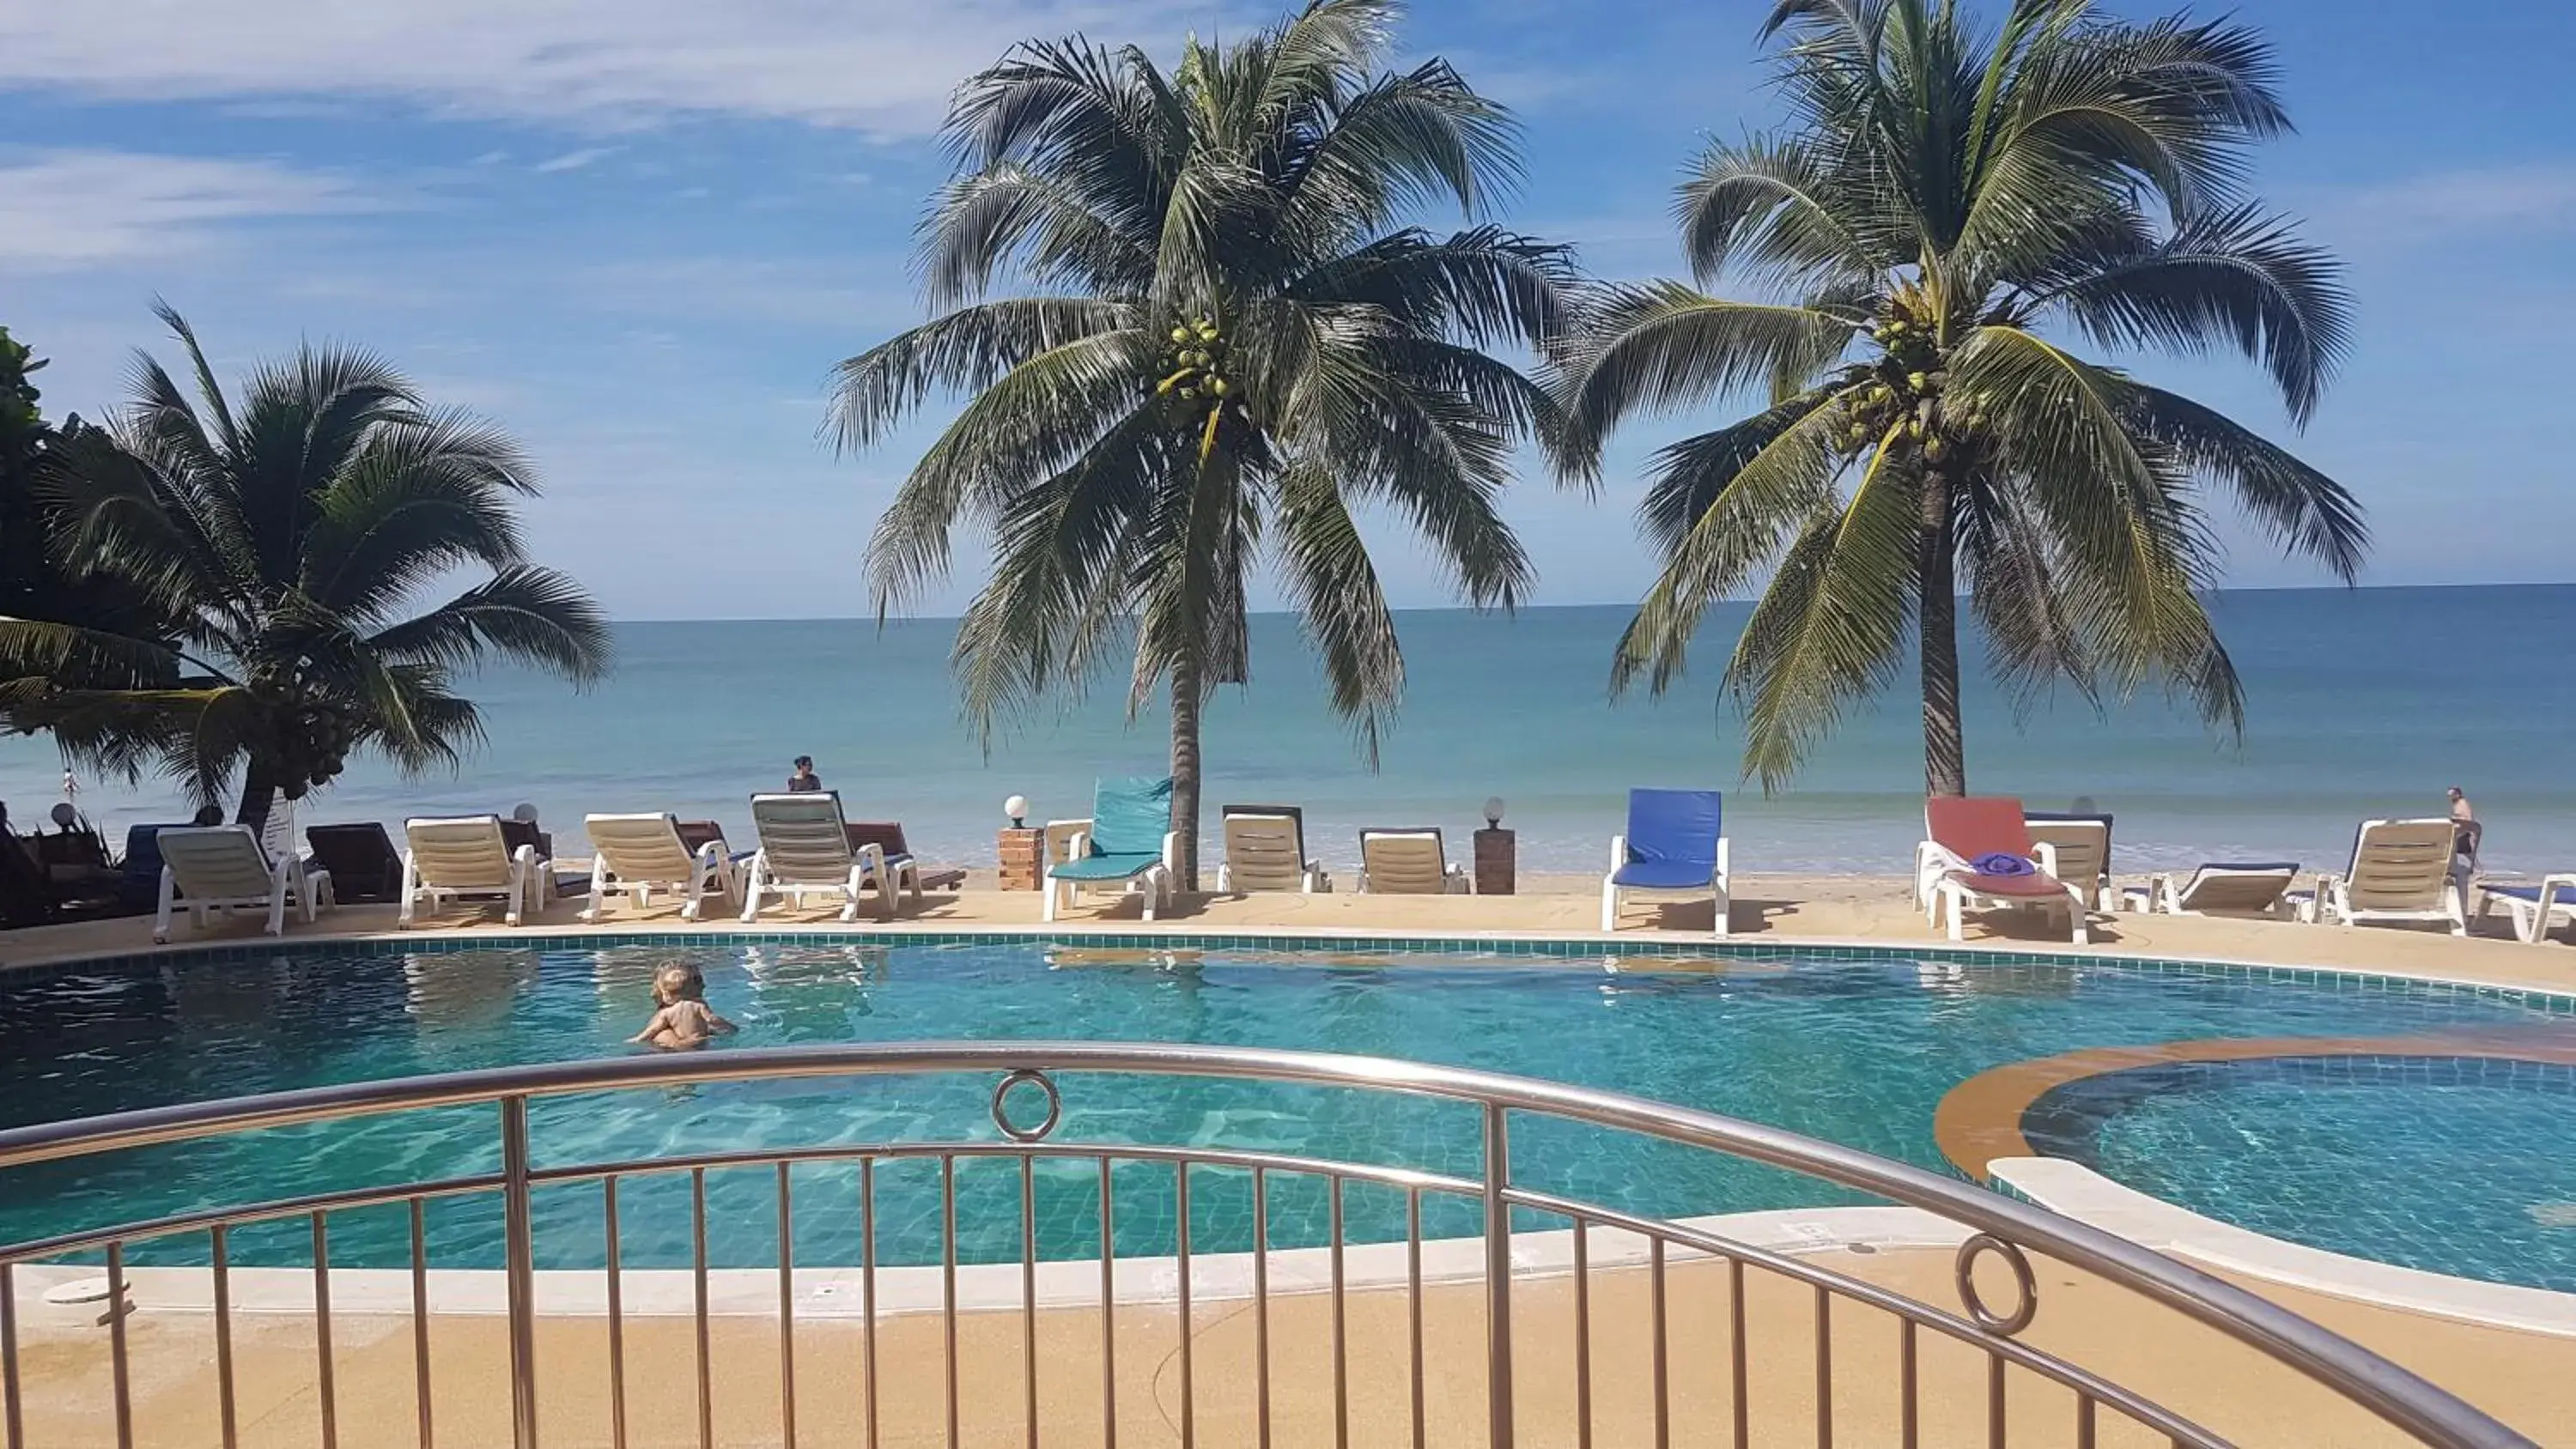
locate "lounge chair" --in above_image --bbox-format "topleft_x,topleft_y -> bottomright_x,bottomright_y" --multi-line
118,823 -> 193,911
2476,874 -> 2576,944
2024,811 -> 2115,912
1218,805 -> 1327,893
1357,827 -> 1468,894
846,822 -> 967,900
1601,789 -> 1730,935
151,825 -> 333,943
2125,862 -> 2308,919
1916,796 -> 2088,944
1045,777 -> 1179,922
305,822 -> 405,902
582,812 -> 738,922
400,815 -> 542,927
740,792 -> 895,923
2316,819 -> 2465,934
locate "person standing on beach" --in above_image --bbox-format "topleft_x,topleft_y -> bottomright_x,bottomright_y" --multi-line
2448,786 -> 2482,865
787,756 -> 823,792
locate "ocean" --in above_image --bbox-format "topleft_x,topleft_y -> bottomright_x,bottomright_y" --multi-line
5,584 -> 2572,879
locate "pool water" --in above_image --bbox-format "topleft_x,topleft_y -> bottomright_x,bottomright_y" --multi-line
1,940 -> 2570,1290
2025,1056 -> 2576,1293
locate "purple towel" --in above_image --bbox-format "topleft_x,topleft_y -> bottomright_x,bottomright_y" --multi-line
1971,852 -> 2035,876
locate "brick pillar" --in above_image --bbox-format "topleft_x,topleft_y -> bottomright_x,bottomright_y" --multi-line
998,828 -> 1043,891
1473,827 -> 1516,896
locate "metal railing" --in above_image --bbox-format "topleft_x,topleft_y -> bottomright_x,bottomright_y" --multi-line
0,1042 -> 2531,1448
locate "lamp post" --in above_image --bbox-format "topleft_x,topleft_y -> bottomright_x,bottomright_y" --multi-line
998,794 -> 1042,891
1474,797 -> 1515,896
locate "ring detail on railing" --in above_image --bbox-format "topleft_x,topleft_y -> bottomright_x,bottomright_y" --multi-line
1955,1232 -> 2039,1336
989,1067 -> 1062,1143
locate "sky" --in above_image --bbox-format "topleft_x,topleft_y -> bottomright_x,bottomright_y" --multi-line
0,0 -> 2570,621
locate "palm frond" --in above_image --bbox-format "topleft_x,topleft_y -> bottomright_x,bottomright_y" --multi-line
1557,282 -> 1855,452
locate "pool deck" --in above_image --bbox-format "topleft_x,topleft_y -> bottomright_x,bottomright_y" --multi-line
9,875 -> 2576,1441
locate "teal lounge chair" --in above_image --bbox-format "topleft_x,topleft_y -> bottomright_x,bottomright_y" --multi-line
1045,777 -> 1179,922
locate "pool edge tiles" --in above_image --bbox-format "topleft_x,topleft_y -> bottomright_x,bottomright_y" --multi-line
13,923 -> 2576,1016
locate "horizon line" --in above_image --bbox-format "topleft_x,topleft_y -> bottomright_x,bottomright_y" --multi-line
607,579 -> 2575,626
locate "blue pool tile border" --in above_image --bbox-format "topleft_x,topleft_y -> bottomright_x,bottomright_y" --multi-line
13,926 -> 2576,1015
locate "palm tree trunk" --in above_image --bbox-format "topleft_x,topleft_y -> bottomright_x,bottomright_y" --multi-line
1917,470 -> 1967,797
1168,653 -> 1203,893
234,759 -> 282,834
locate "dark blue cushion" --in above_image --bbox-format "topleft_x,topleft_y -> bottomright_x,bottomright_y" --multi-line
1622,788 -> 1722,873
1612,858 -> 1714,889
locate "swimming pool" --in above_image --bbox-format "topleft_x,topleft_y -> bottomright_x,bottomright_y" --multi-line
1,937 -> 2568,1291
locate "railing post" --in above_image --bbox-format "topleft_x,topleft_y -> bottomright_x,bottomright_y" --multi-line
501,1094 -> 539,1449
1483,1103 -> 1514,1449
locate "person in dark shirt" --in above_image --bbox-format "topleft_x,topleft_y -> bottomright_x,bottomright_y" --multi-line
787,755 -> 823,792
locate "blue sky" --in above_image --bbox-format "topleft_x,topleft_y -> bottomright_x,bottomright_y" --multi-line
0,0 -> 2569,621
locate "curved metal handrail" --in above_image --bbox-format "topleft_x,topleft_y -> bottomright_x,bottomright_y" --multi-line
0,1040 -> 2530,1447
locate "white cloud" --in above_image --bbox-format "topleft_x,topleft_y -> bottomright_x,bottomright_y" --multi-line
2313,164 -> 2576,247
0,0 -> 1210,135
533,145 -> 620,173
0,149 -> 368,270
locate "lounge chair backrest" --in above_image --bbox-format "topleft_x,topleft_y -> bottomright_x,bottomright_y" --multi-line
750,793 -> 855,882
1222,805 -> 1307,891
1625,789 -> 1722,869
1926,797 -> 2032,860
845,822 -> 910,860
122,824 -> 187,894
155,827 -> 278,900
306,823 -> 402,892
1087,777 -> 1173,858
2343,819 -> 2457,909
404,815 -> 517,888
258,792 -> 296,866
1360,828 -> 1450,894
674,821 -> 729,856
1043,819 -> 1088,866
2178,863 -> 2297,912
2023,813 -> 2110,892
499,816 -> 550,861
587,813 -> 696,882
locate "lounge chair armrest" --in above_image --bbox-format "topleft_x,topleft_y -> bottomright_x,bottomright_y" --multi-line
2029,840 -> 2061,878
1712,836 -> 1729,884
1607,834 -> 1627,872
1161,831 -> 1181,875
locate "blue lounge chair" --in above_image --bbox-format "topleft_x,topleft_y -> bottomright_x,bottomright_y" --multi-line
1601,788 -> 1731,936
2476,874 -> 2576,943
1045,777 -> 1178,922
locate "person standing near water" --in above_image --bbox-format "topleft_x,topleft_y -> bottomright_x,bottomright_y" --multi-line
2448,786 -> 2482,865
787,755 -> 823,792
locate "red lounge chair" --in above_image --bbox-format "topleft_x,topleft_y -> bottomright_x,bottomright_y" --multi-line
1914,796 -> 2088,944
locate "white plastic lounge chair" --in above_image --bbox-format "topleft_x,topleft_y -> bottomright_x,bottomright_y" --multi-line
2316,819 -> 2466,934
2476,874 -> 2576,944
2023,812 -> 2115,912
740,793 -> 893,923
1916,796 -> 2087,944
151,825 -> 333,943
582,812 -> 738,923
1045,778 -> 1179,922
1218,805 -> 1327,893
2124,862 -> 2309,919
1601,788 -> 1730,935
1357,828 -> 1469,894
400,815 -> 541,927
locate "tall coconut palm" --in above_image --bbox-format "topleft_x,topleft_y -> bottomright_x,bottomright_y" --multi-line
832,0 -> 1574,887
1554,0 -> 2363,795
0,304 -> 611,829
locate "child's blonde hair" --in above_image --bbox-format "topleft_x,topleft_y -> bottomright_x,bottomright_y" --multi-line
653,963 -> 706,1002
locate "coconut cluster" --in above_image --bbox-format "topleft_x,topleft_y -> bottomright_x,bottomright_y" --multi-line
1827,312 -> 1991,465
246,675 -> 358,800
1151,317 -> 1246,460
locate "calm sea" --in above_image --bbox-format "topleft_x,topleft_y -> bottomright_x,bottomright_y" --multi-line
5,585 -> 2571,877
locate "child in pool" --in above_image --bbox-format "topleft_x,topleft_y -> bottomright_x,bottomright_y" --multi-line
629,964 -> 737,1050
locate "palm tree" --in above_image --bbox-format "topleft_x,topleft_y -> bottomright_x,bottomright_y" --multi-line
0,304 -> 611,831
1554,0 -> 2363,796
831,0 -> 1574,887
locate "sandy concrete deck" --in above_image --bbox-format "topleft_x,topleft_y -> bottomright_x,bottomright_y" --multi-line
11,872 -> 2576,1000
8,1246 -> 2572,1446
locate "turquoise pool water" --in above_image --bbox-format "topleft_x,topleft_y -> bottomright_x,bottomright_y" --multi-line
2024,1055 -> 2576,1293
1,939 -> 2570,1291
